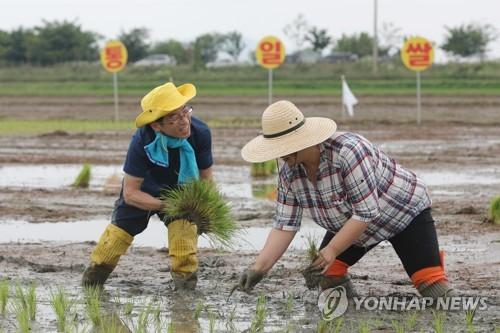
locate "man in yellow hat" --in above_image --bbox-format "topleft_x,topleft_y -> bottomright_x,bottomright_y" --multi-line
82,82 -> 213,290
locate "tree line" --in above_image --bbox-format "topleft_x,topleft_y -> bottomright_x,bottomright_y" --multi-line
0,17 -> 497,68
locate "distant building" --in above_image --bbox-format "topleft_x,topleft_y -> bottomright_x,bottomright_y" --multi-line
285,49 -> 323,64
134,54 -> 176,66
321,52 -> 359,63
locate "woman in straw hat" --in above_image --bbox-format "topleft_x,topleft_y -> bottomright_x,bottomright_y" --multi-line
82,82 -> 213,290
238,100 -> 454,299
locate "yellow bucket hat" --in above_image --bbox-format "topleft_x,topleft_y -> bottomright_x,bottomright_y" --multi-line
135,82 -> 196,128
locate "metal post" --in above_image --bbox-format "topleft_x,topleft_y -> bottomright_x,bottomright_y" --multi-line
268,69 -> 273,105
373,0 -> 378,74
113,72 -> 119,122
416,71 -> 421,125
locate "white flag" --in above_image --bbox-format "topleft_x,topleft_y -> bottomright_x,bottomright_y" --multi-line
342,76 -> 358,117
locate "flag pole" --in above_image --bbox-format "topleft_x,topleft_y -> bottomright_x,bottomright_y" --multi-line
341,75 -> 346,119
416,71 -> 421,125
268,69 -> 273,105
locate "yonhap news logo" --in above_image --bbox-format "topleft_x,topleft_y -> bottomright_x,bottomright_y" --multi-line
317,286 -> 349,320
318,288 -> 488,320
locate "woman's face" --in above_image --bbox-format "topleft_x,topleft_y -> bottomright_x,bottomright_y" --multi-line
280,151 -> 298,167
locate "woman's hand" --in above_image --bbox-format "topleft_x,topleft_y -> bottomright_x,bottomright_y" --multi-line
312,246 -> 337,274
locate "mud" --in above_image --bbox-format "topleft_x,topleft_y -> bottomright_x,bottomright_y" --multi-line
1,95 -> 500,332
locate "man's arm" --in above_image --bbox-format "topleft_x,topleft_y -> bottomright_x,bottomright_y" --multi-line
199,166 -> 213,180
123,173 -> 163,211
252,228 -> 297,273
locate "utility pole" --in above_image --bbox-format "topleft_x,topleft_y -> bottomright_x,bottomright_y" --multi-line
373,0 -> 379,74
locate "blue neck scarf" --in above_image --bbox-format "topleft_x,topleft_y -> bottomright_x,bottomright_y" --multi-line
144,132 -> 199,184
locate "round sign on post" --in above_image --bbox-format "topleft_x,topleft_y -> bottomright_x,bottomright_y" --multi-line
256,36 -> 286,69
401,36 -> 434,72
401,36 -> 434,126
256,36 -> 285,105
100,40 -> 128,73
101,40 -> 128,121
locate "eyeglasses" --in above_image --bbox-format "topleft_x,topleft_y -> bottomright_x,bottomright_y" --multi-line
163,105 -> 193,124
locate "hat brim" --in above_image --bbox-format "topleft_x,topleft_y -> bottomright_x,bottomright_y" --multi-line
241,117 -> 337,163
135,83 -> 196,127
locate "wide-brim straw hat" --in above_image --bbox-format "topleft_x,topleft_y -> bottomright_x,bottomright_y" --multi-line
135,82 -> 196,127
241,100 -> 337,163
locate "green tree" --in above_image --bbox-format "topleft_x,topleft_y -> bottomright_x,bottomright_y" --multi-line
305,27 -> 331,52
30,20 -> 99,65
441,23 -> 497,60
0,30 -> 11,61
118,27 -> 150,62
151,39 -> 189,64
192,33 -> 224,69
283,14 -> 309,50
222,31 -> 245,61
334,32 -> 388,58
1,28 -> 35,64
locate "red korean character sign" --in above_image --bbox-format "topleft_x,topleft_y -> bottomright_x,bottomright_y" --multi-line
100,40 -> 128,73
256,36 -> 286,69
401,36 -> 434,72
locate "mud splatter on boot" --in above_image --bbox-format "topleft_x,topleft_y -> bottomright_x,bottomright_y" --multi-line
319,275 -> 358,297
82,263 -> 114,288
171,271 -> 198,290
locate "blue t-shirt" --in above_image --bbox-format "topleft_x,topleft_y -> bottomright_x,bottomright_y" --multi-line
122,116 -> 213,197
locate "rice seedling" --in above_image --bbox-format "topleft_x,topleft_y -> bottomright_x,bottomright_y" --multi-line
249,294 -> 267,333
49,287 -> 73,332
488,195 -> 500,224
134,303 -> 152,333
193,300 -> 204,320
25,283 -> 36,321
432,310 -> 446,333
330,317 -> 344,333
11,300 -> 31,333
14,283 -> 36,321
123,300 -> 134,316
251,160 -> 277,177
317,318 -> 329,333
84,286 -> 102,327
99,313 -> 130,333
208,308 -> 217,333
167,321 -> 174,333
405,312 -> 417,331
73,163 -> 92,188
357,319 -> 371,333
305,233 -> 320,262
285,293 -> 294,314
0,279 -> 8,316
465,309 -> 476,333
225,305 -> 237,332
391,319 -> 405,333
161,179 -> 239,248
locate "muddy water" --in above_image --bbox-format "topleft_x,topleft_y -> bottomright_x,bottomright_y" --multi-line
0,218 -> 324,251
1,163 -> 499,190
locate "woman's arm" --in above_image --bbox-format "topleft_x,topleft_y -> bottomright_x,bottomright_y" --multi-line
252,228 -> 297,273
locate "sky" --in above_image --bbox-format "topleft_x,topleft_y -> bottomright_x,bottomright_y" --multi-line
1,0 -> 499,62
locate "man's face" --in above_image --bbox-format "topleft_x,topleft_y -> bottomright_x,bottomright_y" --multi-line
280,152 -> 298,167
153,104 -> 192,138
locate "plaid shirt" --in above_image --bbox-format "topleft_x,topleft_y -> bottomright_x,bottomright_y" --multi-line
273,132 -> 431,247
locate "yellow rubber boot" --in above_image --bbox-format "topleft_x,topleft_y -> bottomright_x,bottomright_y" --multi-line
167,219 -> 198,290
82,224 -> 133,287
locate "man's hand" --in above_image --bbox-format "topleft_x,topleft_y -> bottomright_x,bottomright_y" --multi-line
238,269 -> 265,292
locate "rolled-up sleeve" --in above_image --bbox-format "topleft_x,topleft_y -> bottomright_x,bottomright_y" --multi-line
339,142 -> 380,223
272,172 -> 303,231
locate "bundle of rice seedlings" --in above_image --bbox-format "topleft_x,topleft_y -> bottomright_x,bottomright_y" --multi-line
251,161 -> 277,177
488,195 -> 500,224
161,180 -> 238,248
73,163 -> 92,188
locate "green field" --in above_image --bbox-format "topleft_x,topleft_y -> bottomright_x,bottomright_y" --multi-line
1,61 -> 500,96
